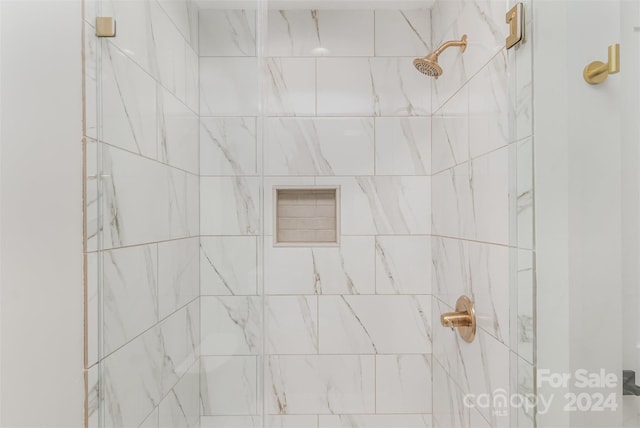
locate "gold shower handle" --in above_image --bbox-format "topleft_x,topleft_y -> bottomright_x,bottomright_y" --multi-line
583,44 -> 620,85
440,295 -> 476,343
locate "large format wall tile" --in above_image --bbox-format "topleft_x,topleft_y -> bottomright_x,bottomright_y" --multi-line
266,58 -> 316,116
265,236 -> 375,295
319,295 -> 431,354
200,296 -> 261,355
201,356 -> 258,415
200,236 -> 258,295
375,236 -> 431,295
317,58 -> 430,116
158,237 -> 199,319
200,57 -> 259,116
376,354 -> 433,414
200,117 -> 257,176
158,361 -> 200,428
265,118 -> 374,176
266,355 -> 375,415
199,10 -> 256,56
319,414 -> 433,428
375,117 -> 430,176
267,296 -> 318,354
200,176 -> 260,235
374,10 -> 431,57
267,10 -> 374,57
158,87 -> 199,174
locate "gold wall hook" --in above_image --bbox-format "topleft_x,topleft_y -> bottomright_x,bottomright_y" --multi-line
584,44 -> 620,85
440,295 -> 476,343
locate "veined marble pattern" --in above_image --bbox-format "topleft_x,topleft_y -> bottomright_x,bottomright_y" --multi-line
375,117 -> 431,176
267,10 -> 374,57
319,415 -> 433,428
516,138 -> 533,250
200,57 -> 259,116
200,176 -> 260,236
317,58 -> 430,116
86,251 -> 99,367
267,355 -> 375,415
199,9 -> 256,56
102,42 -> 157,159
201,356 -> 258,415
264,236 -> 375,295
102,145 -> 198,249
516,249 -> 534,363
158,238 -> 199,319
431,236 -> 509,345
431,84 -> 469,175
375,10 -> 431,57
200,416 -> 259,428
139,408 -> 159,428
376,354 -> 433,414
267,296 -> 318,354
158,86 -> 199,174
316,176 -> 430,235
156,0 -> 199,51
265,118 -> 374,176
432,358 -> 469,428
266,58 -> 316,116
158,361 -> 200,428
103,244 -> 158,356
200,296 -> 261,355
375,235 -> 431,295
200,117 -> 257,176
200,236 -> 257,296
319,295 -> 431,354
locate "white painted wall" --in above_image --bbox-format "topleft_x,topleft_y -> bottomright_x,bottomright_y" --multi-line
0,1 -> 84,426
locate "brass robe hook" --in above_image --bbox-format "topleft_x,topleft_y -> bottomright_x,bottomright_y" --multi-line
584,44 -> 620,85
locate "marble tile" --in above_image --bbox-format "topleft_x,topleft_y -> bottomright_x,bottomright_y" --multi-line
102,146 -> 197,248
84,22 -> 97,141
266,355 -> 375,414
516,138 -> 533,250
158,237 -> 199,319
159,361 -> 200,428
160,301 -> 200,395
516,249 -> 534,363
432,359 -> 469,428
200,236 -> 258,296
158,86 -> 199,174
102,244 -> 158,356
265,118 -> 374,176
87,365 -> 99,428
200,176 -> 260,235
267,10 -> 374,57
319,295 -> 431,354
201,416 -> 258,428
376,354 -> 433,414
319,415 -> 432,428
431,148 -> 508,245
470,409 -> 491,428
102,42 -> 157,159
200,296 -> 261,355
200,57 -> 259,116
376,235 -> 431,295
269,415 -> 318,428
185,42 -> 199,113
267,296 -> 318,354
514,353 -> 535,428
87,252 -> 99,367
156,0 -> 199,51
468,52 -> 508,159
86,142 -> 99,251
201,356 -> 258,415
200,117 -> 257,176
431,84 -> 468,174
140,408 -> 159,428
266,58 -> 316,116
150,1 -> 187,102
199,9 -> 256,56
316,176 -> 430,235
102,325 -> 163,428
431,237 -> 509,345
375,117 -> 430,176
375,10 -> 431,57
317,58 -> 430,116
264,236 -> 375,295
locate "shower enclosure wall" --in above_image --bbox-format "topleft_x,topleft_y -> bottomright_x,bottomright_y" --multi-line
85,0 -> 532,427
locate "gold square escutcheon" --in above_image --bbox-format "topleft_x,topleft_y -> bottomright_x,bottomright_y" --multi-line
506,3 -> 524,49
96,17 -> 116,38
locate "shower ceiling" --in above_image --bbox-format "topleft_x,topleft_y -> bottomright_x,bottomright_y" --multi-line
195,0 -> 434,9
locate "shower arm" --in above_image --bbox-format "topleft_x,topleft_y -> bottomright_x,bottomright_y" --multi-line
432,36 -> 468,57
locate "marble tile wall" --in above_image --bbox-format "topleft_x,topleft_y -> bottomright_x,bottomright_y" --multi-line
199,7 -> 433,428
84,1 -> 201,427
430,1 -> 534,427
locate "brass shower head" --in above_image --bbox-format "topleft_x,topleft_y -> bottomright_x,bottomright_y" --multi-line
414,34 -> 468,79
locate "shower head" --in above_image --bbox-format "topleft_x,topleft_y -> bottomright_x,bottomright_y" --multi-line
414,34 -> 468,79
